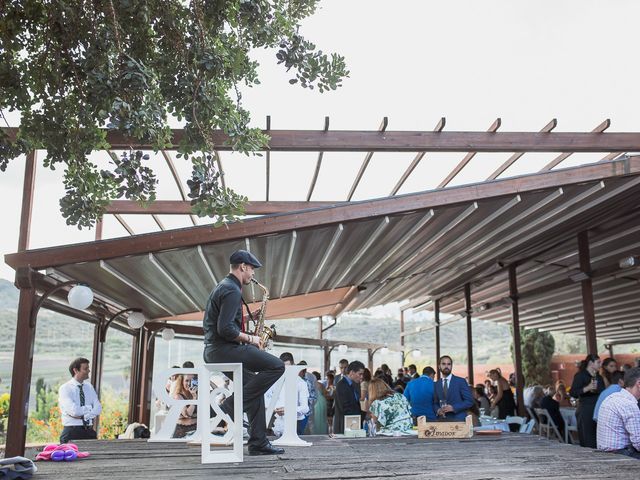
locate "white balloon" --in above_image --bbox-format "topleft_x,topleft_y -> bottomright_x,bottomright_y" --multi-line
161,328 -> 175,341
337,344 -> 348,354
127,311 -> 146,329
67,285 -> 93,310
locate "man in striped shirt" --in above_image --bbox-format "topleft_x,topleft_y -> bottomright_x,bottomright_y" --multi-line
596,367 -> 640,459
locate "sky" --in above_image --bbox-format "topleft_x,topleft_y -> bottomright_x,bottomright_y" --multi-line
2,0 -> 640,282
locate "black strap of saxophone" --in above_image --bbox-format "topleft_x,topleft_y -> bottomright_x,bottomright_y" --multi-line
241,297 -> 255,324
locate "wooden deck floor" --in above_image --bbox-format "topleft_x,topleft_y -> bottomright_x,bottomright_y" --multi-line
25,434 -> 639,479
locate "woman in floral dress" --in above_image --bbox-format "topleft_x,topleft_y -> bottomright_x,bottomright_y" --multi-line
368,378 -> 415,436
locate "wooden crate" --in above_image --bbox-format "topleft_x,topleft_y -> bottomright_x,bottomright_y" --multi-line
417,415 -> 474,439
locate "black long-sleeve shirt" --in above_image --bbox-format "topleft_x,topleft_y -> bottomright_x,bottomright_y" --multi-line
569,370 -> 604,407
203,274 -> 243,345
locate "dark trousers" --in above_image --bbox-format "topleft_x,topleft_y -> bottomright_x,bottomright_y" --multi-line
204,343 -> 284,448
60,425 -> 97,444
576,402 -> 597,448
613,446 -> 640,460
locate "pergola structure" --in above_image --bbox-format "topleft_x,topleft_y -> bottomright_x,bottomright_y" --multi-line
5,122 -> 640,457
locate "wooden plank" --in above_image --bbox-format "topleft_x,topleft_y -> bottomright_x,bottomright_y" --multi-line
5,126 -> 640,152
6,156 -> 640,271
347,117 -> 388,201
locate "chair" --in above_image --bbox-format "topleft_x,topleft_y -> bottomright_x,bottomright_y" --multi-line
534,408 -> 563,442
521,418 -> 536,434
565,422 -> 579,444
505,415 -> 526,433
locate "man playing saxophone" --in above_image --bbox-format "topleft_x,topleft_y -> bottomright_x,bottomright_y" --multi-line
203,250 -> 285,456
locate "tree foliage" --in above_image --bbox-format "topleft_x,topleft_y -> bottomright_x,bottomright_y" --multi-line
0,0 -> 348,228
512,327 -> 556,386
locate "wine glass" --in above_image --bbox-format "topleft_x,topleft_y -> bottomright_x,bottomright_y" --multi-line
439,400 -> 448,416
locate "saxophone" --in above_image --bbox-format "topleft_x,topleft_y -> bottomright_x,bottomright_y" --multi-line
250,278 -> 276,349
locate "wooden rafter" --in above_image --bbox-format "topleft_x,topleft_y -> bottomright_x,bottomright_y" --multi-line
438,118 -> 501,188
346,117 -> 388,201
113,214 -> 134,235
486,119 -> 557,180
539,119 -> 610,172
160,150 -> 197,226
7,156 -> 640,271
307,116 -> 330,201
390,117 -> 445,195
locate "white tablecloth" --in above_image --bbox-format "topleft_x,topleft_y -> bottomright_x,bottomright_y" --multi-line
560,407 -> 577,427
477,416 -> 511,432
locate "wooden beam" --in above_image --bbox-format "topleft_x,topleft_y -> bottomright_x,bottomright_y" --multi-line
106,199 -> 345,215
18,150 -> 37,251
390,117 -> 446,195
438,119 -> 501,188
5,126 -> 640,152
435,299 -> 441,379
347,117 -> 388,201
6,157 -> 640,271
540,119 -> 611,172
487,119 -> 557,181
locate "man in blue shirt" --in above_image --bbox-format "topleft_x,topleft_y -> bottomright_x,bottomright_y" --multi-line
594,371 -> 625,421
404,366 -> 437,421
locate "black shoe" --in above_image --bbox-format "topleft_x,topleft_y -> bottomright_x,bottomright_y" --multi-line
248,442 -> 285,456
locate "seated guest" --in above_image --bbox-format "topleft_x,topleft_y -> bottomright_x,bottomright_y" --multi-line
171,373 -> 198,438
473,385 -> 491,414
530,385 -> 545,409
554,380 -> 571,406
264,352 -> 309,436
597,367 -> 640,459
368,378 -> 414,436
58,357 -> 102,443
404,366 -> 437,421
333,360 -> 365,434
540,385 -> 564,437
594,370 -> 625,421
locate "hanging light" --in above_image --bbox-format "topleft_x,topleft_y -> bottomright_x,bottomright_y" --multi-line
127,311 -> 146,329
412,349 -> 422,358
67,284 -> 94,310
337,344 -> 348,354
161,328 -> 175,341
380,345 -> 389,355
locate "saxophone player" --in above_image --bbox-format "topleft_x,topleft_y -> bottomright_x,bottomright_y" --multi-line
203,250 -> 285,456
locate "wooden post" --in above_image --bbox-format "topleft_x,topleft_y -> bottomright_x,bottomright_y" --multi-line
509,265 -> 526,417
6,150 -> 38,457
5,283 -> 36,457
323,345 -> 331,375
400,309 -> 405,366
139,329 -> 155,426
578,231 -> 598,355
128,330 -> 143,424
465,284 -> 474,385
367,348 -> 374,373
435,299 -> 441,379
318,316 -> 323,339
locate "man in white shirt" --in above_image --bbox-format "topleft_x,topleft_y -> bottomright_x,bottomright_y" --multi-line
58,357 -> 102,443
264,352 -> 309,436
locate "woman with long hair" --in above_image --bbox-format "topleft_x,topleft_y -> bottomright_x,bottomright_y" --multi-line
600,357 -> 618,388
488,369 -> 516,419
171,374 -> 198,438
367,377 -> 414,436
569,353 -> 604,448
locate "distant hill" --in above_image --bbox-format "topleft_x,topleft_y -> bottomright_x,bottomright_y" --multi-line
0,278 -> 18,309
